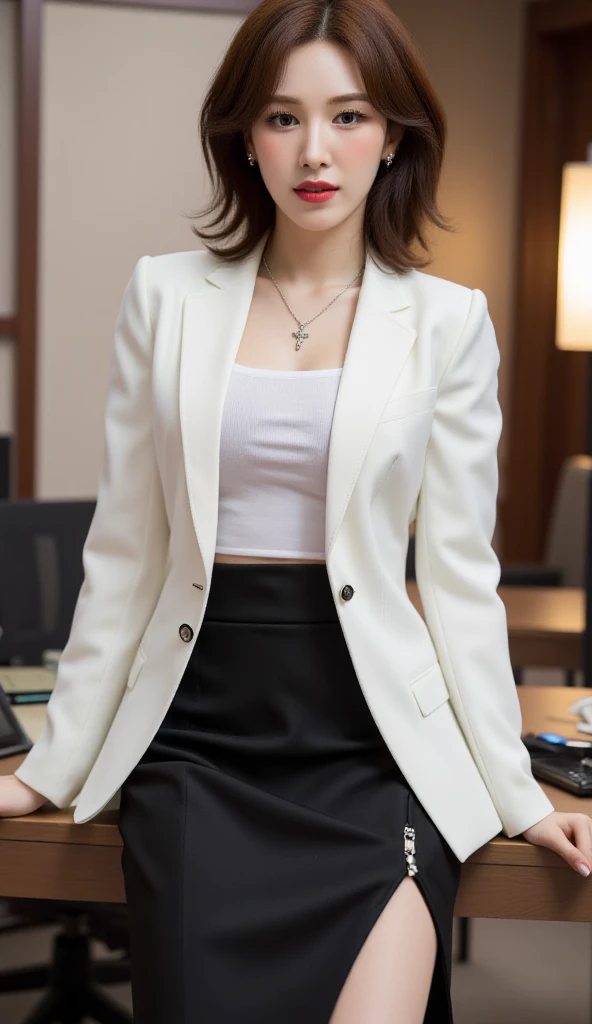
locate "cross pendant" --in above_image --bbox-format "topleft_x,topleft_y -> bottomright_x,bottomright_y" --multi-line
292,324 -> 309,351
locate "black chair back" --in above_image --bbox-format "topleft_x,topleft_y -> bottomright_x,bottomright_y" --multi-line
0,499 -> 95,665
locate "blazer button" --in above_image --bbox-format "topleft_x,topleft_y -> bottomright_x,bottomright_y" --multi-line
340,584 -> 355,601
179,623 -> 194,642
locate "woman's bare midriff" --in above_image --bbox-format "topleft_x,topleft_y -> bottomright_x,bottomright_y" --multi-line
214,554 -> 325,564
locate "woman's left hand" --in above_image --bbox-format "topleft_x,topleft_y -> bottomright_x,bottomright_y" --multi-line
521,811 -> 592,876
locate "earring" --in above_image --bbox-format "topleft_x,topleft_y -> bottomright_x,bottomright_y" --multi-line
385,152 -> 395,168
247,152 -> 256,166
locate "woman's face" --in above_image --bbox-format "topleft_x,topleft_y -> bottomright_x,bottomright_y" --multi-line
245,41 -> 402,232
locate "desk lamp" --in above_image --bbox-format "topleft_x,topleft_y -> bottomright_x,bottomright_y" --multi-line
555,143 -> 592,684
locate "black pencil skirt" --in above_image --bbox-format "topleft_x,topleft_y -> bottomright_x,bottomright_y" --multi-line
118,561 -> 462,1023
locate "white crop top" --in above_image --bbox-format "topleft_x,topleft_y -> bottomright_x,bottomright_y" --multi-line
215,363 -> 343,559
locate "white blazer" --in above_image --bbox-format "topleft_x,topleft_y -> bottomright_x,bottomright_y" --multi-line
14,228 -> 555,863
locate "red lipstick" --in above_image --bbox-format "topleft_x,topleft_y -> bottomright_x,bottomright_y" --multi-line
293,179 -> 339,204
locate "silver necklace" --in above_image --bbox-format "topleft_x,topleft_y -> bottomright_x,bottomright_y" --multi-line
262,247 -> 365,351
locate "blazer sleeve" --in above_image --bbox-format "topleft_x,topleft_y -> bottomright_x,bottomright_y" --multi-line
14,255 -> 170,809
413,287 -> 556,838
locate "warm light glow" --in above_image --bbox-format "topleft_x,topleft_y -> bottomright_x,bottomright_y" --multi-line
556,162 -> 592,351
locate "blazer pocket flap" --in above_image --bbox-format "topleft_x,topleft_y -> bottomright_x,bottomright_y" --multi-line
409,663 -> 450,716
380,387 -> 438,423
126,645 -> 147,691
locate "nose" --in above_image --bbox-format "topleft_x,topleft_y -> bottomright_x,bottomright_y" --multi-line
299,120 -> 331,170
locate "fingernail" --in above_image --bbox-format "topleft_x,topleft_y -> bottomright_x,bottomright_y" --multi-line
578,863 -> 590,877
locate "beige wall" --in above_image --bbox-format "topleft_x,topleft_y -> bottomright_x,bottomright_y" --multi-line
0,0 -> 534,499
37,0 -> 244,497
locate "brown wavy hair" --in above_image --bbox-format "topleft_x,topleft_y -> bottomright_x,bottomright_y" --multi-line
186,0 -> 455,272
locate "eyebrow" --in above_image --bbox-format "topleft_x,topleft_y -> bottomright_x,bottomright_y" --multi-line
267,92 -> 371,105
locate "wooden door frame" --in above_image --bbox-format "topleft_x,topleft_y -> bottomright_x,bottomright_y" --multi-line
1,0 -> 258,500
503,0 -> 592,561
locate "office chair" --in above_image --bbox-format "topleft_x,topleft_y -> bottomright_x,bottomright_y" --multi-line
406,455 -> 592,686
0,901 -> 131,1023
501,456 -> 592,686
0,499 -> 132,1023
0,499 -> 96,666
0,435 -> 10,500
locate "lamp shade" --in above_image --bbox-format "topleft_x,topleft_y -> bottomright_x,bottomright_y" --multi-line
556,161 -> 592,351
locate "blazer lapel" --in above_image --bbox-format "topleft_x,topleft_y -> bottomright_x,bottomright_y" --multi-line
179,229 -> 417,580
179,237 -> 265,576
324,255 -> 416,555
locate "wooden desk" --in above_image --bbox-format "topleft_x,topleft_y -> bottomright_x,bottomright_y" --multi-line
407,583 -> 585,671
1,687 -> 592,920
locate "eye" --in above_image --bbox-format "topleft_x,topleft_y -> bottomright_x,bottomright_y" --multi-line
335,109 -> 366,126
265,108 -> 367,129
265,110 -> 296,128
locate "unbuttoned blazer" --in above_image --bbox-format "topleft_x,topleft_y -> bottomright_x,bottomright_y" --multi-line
14,228 -> 555,863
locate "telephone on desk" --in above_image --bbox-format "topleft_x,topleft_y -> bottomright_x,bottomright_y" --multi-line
523,696 -> 592,796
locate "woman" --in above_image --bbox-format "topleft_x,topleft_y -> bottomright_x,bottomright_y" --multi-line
3,1 -> 592,1021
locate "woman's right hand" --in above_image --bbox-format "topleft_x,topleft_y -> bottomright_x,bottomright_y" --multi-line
0,775 -> 49,817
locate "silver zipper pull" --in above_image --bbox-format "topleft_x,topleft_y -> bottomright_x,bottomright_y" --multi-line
404,824 -> 418,876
